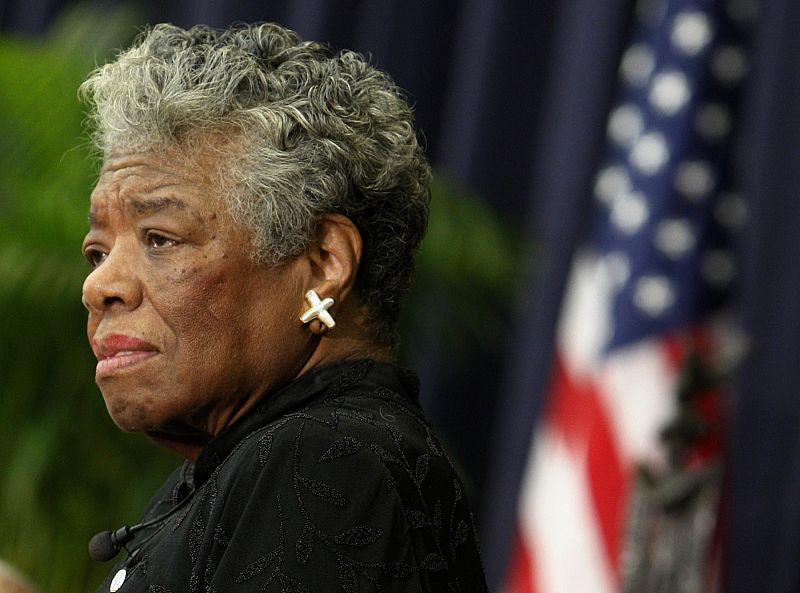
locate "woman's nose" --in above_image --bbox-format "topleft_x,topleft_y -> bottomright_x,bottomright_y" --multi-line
82,246 -> 143,313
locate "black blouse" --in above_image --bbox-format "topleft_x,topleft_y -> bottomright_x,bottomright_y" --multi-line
95,359 -> 488,592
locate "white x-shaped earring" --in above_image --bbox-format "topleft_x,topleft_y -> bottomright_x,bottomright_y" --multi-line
300,290 -> 336,329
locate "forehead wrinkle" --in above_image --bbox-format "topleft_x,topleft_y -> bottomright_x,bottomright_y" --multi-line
88,175 -> 184,220
89,186 -> 198,226
86,195 -> 193,230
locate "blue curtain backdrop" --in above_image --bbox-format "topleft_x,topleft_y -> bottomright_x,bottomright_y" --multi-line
3,1 -> 800,591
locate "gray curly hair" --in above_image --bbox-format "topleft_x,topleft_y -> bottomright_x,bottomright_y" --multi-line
80,22 -> 431,346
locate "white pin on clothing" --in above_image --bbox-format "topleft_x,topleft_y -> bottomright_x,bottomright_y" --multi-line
300,290 -> 336,329
110,568 -> 126,592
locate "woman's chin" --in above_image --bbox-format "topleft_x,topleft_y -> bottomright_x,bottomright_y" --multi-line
101,389 -> 178,433
103,400 -> 151,432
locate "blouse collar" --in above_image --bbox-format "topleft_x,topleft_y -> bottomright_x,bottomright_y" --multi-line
187,359 -> 419,488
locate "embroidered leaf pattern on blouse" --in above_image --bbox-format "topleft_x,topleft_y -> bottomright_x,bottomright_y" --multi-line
235,547 -> 280,583
383,423 -> 404,444
278,573 -> 307,593
406,510 -> 429,529
258,432 -> 273,466
318,436 -> 362,462
188,509 -> 205,564
333,526 -> 383,547
426,434 -> 442,456
339,563 -> 359,593
433,500 -> 443,540
421,553 -> 448,572
415,454 -> 430,485
385,470 -> 396,492
213,524 -> 229,547
295,523 -> 314,566
368,444 -> 401,466
298,475 -> 348,507
325,359 -> 373,400
454,521 -> 470,548
383,561 -> 414,578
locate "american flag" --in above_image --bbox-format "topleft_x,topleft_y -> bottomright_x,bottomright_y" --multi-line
504,0 -> 755,592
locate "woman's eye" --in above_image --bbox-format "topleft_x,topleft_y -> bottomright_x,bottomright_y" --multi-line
146,232 -> 178,250
84,248 -> 107,268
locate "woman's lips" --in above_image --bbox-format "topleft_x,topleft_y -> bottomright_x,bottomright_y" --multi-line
93,334 -> 160,377
96,350 -> 159,377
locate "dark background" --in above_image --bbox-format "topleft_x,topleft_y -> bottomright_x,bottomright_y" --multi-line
2,1 -> 800,591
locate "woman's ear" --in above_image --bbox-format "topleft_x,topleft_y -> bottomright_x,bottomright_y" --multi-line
304,213 -> 362,304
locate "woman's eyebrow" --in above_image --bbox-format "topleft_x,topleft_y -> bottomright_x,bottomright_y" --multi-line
87,196 -> 192,227
127,196 -> 188,215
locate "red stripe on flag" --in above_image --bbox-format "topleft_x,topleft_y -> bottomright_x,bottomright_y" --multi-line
504,527 -> 537,593
544,353 -> 629,576
544,355 -> 594,450
585,385 -> 629,580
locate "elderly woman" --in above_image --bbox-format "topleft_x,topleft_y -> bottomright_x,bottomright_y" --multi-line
79,21 -> 486,593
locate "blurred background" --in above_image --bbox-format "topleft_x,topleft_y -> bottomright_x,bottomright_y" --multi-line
1,1 -> 799,592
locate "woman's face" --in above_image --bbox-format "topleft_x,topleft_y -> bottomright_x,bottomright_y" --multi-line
82,150 -> 312,440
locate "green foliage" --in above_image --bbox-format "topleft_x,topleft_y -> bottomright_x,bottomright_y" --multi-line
0,7 -> 523,592
399,176 -> 524,361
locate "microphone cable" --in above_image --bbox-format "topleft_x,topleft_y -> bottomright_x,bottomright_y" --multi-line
88,487 -> 195,562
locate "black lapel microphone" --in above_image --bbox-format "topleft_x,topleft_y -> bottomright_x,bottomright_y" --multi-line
88,488 -> 195,562
88,526 -> 137,562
